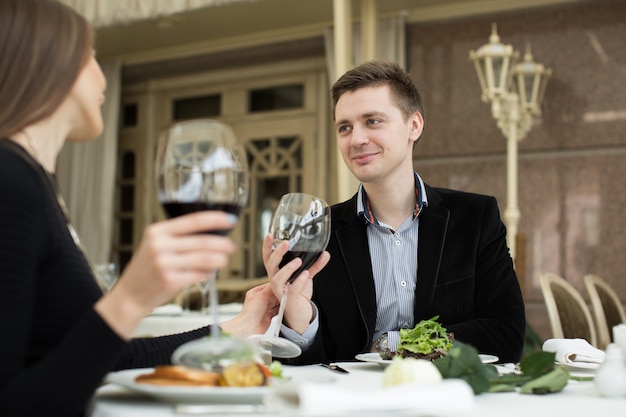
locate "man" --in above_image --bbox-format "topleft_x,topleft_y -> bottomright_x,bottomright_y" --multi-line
263,61 -> 525,364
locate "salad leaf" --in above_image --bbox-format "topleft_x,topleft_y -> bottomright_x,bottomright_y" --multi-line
433,341 -> 570,395
268,360 -> 284,378
398,316 -> 453,355
434,341 -> 498,394
519,351 -> 556,378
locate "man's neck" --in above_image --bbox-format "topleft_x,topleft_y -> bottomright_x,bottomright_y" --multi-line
363,172 -> 416,230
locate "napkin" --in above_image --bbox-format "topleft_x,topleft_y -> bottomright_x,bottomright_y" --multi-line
542,338 -> 606,364
264,379 -> 475,416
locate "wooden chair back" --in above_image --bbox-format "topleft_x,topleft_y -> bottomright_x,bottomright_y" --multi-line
539,273 -> 598,347
584,274 -> 626,349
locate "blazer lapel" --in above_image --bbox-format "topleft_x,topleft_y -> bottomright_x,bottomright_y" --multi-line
335,197 -> 378,337
415,187 -> 449,316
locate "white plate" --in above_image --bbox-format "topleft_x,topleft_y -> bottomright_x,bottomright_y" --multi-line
106,367 -> 334,404
556,360 -> 600,370
480,354 -> 499,364
355,352 -> 499,366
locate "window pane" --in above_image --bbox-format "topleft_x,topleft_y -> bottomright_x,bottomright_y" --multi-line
173,95 -> 221,120
119,219 -> 134,244
248,84 -> 303,112
121,152 -> 135,179
122,104 -> 138,127
120,185 -> 134,211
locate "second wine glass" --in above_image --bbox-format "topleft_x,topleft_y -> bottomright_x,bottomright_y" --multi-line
252,193 -> 331,359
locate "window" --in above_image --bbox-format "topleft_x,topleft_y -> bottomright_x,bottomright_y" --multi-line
173,94 -> 221,120
248,85 -> 303,112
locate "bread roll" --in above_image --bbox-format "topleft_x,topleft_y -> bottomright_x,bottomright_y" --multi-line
135,365 -> 221,386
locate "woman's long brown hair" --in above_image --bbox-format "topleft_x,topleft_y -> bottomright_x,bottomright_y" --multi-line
0,0 -> 93,139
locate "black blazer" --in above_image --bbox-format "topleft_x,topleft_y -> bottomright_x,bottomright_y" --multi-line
295,184 -> 525,365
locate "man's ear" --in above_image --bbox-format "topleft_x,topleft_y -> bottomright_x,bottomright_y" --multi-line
408,111 -> 424,144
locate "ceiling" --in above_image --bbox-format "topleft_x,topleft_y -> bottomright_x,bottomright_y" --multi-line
92,0 -> 588,64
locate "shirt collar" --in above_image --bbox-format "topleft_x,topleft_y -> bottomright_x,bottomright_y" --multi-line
357,172 -> 428,225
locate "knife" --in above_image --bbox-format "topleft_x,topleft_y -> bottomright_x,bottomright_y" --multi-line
320,362 -> 350,373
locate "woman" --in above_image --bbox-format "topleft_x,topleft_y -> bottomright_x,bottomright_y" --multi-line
0,1 -> 283,415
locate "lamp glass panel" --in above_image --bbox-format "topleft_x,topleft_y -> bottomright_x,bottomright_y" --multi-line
523,73 -> 535,107
480,58 -> 490,89
492,56 -> 504,89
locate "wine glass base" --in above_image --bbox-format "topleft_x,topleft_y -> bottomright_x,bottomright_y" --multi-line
247,334 -> 302,359
172,336 -> 255,372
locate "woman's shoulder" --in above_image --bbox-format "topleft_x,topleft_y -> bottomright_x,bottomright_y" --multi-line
0,140 -> 50,211
0,140 -> 44,184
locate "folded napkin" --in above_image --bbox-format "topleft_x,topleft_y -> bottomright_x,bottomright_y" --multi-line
264,379 -> 474,416
542,338 -> 606,364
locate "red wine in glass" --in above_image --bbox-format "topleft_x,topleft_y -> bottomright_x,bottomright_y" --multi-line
279,250 -> 323,284
161,201 -> 244,236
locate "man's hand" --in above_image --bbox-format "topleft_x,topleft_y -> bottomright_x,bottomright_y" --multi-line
262,233 -> 330,334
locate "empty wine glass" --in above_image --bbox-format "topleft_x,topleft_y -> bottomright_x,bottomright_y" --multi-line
250,193 -> 331,358
156,119 -> 251,370
94,262 -> 118,292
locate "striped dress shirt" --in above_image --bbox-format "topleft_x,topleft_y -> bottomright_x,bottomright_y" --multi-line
357,172 -> 428,350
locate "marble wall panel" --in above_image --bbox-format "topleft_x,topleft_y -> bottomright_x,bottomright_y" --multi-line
407,0 -> 626,343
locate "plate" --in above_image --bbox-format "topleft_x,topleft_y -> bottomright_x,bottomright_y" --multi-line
556,360 -> 600,370
106,367 -> 335,404
480,354 -> 499,364
355,352 -> 499,366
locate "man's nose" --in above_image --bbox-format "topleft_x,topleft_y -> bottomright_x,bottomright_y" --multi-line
350,125 -> 369,146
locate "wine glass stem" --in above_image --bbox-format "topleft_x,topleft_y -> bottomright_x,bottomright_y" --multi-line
274,285 -> 289,338
207,271 -> 220,338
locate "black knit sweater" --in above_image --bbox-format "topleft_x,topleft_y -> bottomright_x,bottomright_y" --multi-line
0,139 -> 209,416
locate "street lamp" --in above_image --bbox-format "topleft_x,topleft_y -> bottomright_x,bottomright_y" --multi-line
470,23 -> 551,263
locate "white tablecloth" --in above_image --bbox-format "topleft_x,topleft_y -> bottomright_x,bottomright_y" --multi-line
90,362 -> 626,417
134,304 -> 242,337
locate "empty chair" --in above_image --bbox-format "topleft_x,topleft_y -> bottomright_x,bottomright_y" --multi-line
584,274 -> 626,350
539,273 -> 598,347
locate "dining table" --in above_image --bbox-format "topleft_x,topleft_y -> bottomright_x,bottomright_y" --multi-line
89,360 -> 626,417
133,303 -> 244,338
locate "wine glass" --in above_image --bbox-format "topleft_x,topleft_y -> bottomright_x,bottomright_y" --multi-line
156,119 -> 251,370
250,193 -> 331,358
94,262 -> 118,293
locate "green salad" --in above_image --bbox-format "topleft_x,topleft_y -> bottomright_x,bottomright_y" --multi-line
397,316 -> 453,356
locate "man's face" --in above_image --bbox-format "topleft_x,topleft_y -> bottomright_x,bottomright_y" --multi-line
334,85 -> 423,185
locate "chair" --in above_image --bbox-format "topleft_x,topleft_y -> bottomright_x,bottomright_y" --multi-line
584,274 -> 626,350
539,273 -> 598,347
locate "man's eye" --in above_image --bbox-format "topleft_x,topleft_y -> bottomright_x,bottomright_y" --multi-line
366,119 -> 380,126
338,125 -> 351,134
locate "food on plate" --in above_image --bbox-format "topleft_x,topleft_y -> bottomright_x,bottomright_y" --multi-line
135,362 -> 272,387
379,316 -> 454,361
221,362 -> 269,387
382,357 -> 443,387
135,365 -> 221,386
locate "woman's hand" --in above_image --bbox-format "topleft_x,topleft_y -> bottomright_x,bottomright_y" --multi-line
95,211 -> 238,339
220,283 -> 279,337
262,233 -> 330,334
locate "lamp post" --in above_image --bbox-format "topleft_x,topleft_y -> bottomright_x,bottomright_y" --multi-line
470,23 -> 551,263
